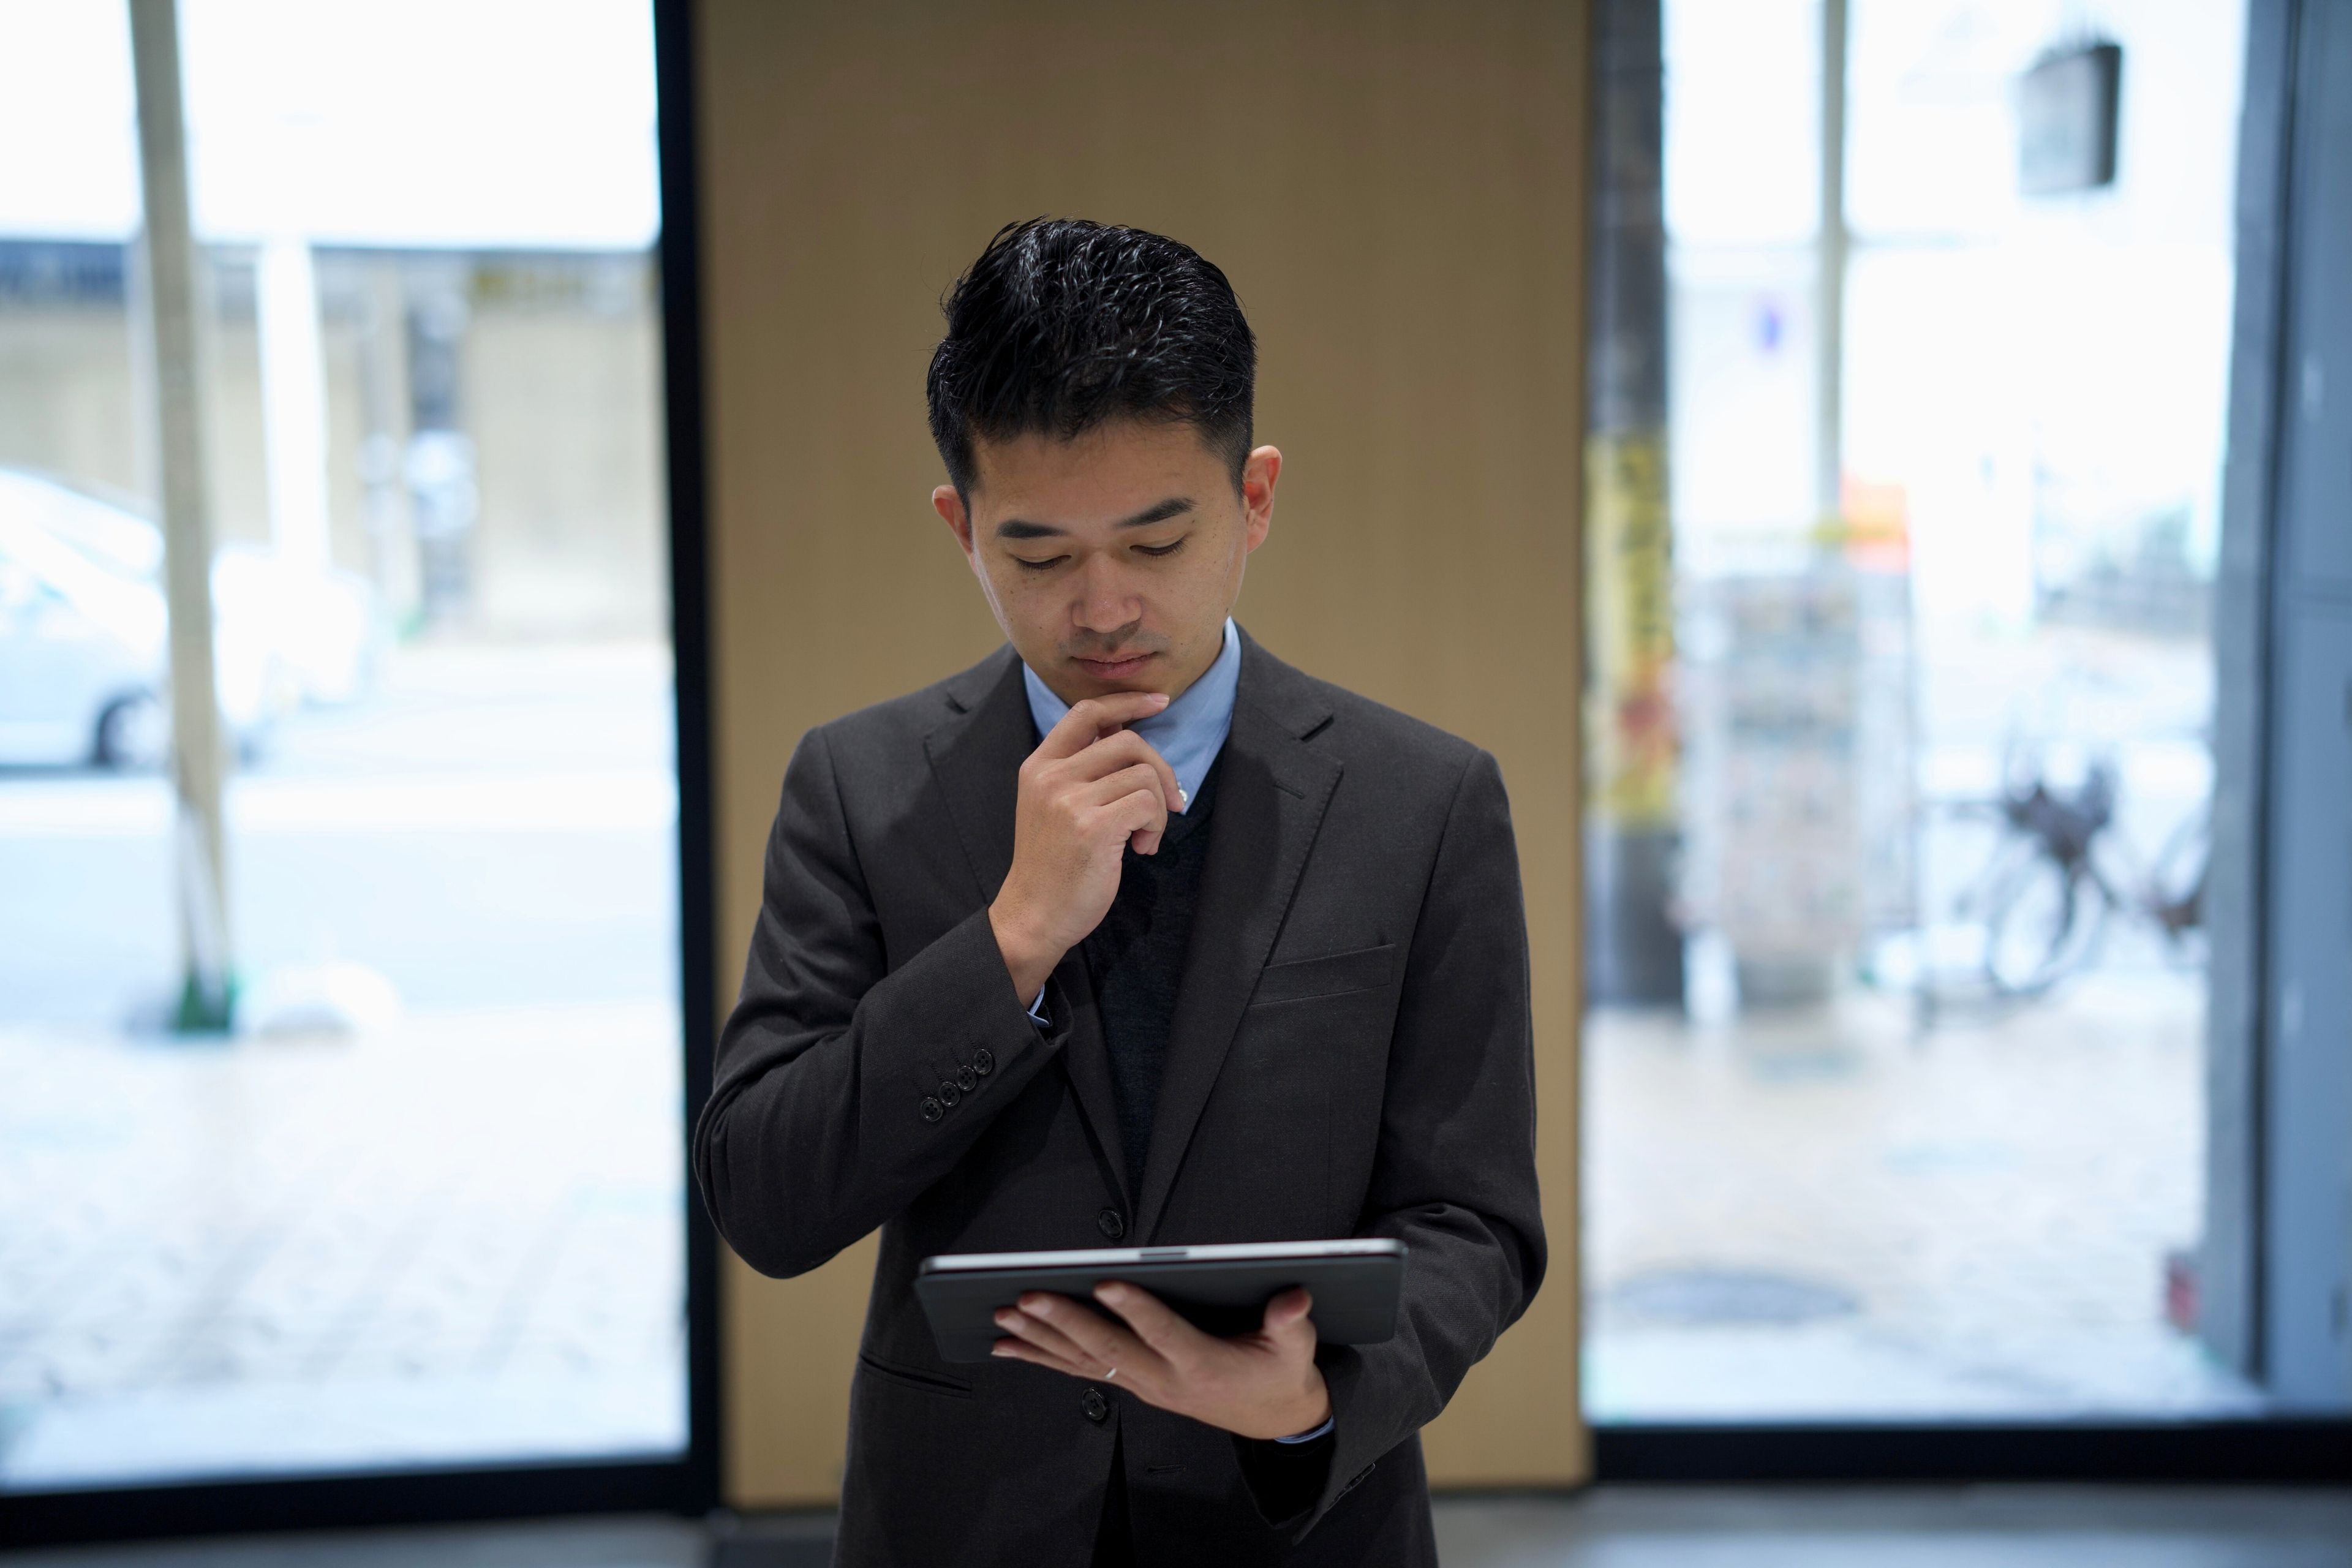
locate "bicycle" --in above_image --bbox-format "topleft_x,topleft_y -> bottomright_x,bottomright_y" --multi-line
1918,748 -> 2208,1017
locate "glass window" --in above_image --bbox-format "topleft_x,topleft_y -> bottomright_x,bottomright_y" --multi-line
1586,0 -> 2252,1423
0,1 -> 684,1488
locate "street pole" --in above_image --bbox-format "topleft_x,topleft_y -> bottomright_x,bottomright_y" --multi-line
1583,0 -> 1684,1006
1817,0 -> 1849,529
128,0 -> 236,1032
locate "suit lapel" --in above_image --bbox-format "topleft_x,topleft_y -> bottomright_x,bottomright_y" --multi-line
924,647 -> 1027,906
1136,635 -> 1341,1239
1047,949 -> 1130,1208
923,649 -> 1131,1199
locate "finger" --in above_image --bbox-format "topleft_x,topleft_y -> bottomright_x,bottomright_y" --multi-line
1071,729 -> 1186,818
1094,1281 -> 1213,1363
1077,762 -> 1172,815
1093,787 -> 1171,858
1080,765 -> 1171,854
1022,1291 -> 1149,1372
994,1303 -> 1107,1370
1035,692 -> 1169,761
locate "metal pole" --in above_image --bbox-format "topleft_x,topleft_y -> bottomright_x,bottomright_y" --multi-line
128,0 -> 236,1032
1817,0 -> 1850,526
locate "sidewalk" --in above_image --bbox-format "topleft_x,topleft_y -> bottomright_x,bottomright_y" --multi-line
0,1001 -> 687,1488
1584,968 -> 2260,1420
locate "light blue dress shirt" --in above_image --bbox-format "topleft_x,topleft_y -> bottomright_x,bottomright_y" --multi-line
1022,617 -> 1241,814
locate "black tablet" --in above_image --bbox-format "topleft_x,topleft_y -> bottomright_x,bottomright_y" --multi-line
916,1238 -> 1407,1363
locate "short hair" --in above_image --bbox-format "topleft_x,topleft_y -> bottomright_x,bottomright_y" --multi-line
926,217 -> 1256,496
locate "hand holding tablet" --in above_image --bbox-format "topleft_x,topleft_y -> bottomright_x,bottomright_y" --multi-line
914,1237 -> 1407,1363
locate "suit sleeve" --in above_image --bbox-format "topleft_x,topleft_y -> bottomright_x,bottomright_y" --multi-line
1292,747 -> 1547,1537
692,725 -> 1072,1278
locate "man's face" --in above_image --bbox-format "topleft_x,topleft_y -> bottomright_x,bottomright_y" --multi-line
934,419 -> 1280,706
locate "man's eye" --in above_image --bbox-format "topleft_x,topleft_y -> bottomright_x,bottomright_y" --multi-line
1136,540 -> 1186,559
1012,556 -> 1068,573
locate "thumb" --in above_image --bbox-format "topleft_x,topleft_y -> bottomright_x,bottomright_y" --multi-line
1263,1287 -> 1314,1332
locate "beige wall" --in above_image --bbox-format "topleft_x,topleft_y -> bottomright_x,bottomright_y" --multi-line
696,0 -> 1590,1504
469,303 -> 669,638
0,309 -> 140,497
0,257 -> 666,640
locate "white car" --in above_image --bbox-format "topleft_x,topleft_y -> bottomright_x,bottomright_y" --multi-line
0,468 -> 383,769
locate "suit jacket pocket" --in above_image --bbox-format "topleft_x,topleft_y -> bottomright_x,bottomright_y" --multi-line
1249,942 -> 1396,1007
856,1351 -> 974,1400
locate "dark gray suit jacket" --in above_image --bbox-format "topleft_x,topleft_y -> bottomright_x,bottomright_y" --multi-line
695,630 -> 1545,1567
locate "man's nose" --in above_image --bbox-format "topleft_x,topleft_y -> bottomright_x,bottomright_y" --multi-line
1071,557 -> 1141,635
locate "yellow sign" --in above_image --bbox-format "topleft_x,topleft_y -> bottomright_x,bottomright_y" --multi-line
1583,432 -> 1676,829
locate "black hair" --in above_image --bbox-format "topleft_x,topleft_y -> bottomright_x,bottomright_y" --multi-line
926,217 -> 1256,496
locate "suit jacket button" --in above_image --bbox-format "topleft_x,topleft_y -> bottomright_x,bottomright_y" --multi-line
957,1066 -> 978,1092
1082,1388 -> 1109,1423
1097,1208 -> 1126,1240
973,1048 -> 995,1076
919,1096 -> 944,1123
937,1079 -> 962,1107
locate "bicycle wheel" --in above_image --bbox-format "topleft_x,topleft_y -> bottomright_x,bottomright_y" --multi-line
2149,807 -> 2210,939
1983,853 -> 2103,997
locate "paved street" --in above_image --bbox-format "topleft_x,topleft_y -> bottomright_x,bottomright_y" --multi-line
0,642 -> 689,1487
0,999 -> 688,1488
0,642 -> 680,1028
1585,967 -> 2255,1420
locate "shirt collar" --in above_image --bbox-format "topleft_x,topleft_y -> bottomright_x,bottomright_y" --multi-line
1021,618 -> 1241,814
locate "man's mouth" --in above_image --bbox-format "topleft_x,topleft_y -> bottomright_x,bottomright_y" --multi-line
1071,650 -> 1158,680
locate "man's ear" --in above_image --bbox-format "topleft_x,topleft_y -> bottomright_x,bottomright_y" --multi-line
1240,447 -> 1281,554
934,484 -> 977,559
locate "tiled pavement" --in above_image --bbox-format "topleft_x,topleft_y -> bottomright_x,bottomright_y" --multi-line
1584,966 -> 2261,1420
0,1002 -> 687,1488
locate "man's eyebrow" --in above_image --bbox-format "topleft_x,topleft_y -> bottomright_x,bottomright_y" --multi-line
993,496 -> 1196,541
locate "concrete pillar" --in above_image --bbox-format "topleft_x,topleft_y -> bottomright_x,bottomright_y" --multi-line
257,232 -> 334,578
127,0 -> 235,1031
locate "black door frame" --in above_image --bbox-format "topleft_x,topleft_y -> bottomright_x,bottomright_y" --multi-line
1590,0 -> 2352,1484
3,0 -> 721,1544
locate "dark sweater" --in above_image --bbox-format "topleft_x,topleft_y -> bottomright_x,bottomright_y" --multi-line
1078,758 -> 1332,1561
1082,755 -> 1221,1202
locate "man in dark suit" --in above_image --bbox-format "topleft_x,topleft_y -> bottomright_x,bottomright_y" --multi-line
695,218 -> 1544,1567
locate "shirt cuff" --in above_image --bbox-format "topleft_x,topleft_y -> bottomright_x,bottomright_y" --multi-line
1273,1416 -> 1334,1445
1025,987 -> 1050,1028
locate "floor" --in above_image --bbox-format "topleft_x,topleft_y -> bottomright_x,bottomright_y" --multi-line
9,1489 -> 2352,1566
